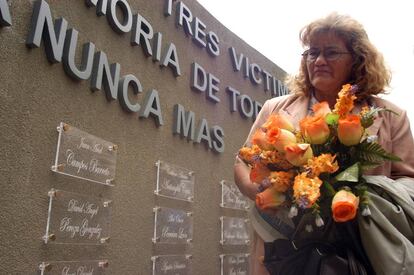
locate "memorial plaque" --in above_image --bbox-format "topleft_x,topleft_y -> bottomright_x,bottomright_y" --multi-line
153,207 -> 193,244
220,254 -> 250,275
43,189 -> 111,245
220,217 -> 250,246
220,180 -> 249,211
39,260 -> 109,275
155,160 -> 194,202
52,122 -> 117,186
151,255 -> 192,275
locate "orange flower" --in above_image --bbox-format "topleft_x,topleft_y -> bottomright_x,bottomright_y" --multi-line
260,150 -> 294,170
238,144 -> 262,164
332,190 -> 359,222
266,127 -> 296,152
337,114 -> 363,146
250,163 -> 271,184
300,115 -> 330,144
293,173 -> 322,209
305,153 -> 339,177
333,84 -> 357,118
256,187 -> 286,210
285,143 -> 313,166
268,171 -> 295,192
262,114 -> 295,132
312,102 -> 331,117
251,129 -> 273,150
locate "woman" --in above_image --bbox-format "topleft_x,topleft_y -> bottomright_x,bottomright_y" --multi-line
234,13 -> 414,274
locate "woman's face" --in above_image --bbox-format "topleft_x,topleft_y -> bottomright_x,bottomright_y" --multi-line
305,32 -> 354,97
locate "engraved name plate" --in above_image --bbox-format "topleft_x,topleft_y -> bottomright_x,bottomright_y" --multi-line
39,260 -> 109,275
153,207 -> 193,244
43,189 -> 111,245
52,122 -> 117,186
220,180 -> 249,211
220,217 -> 250,246
155,160 -> 194,202
220,254 -> 249,275
151,255 -> 192,275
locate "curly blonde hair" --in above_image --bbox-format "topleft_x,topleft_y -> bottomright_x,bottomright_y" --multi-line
287,13 -> 391,101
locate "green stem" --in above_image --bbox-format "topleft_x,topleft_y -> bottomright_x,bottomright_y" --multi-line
323,181 -> 336,196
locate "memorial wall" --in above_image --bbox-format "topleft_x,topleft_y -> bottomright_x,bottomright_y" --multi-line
0,0 -> 288,274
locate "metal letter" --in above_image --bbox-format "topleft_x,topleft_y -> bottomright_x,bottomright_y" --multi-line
152,32 -> 162,61
118,74 -> 142,112
164,0 -> 173,16
85,0 -> 108,16
107,0 -> 132,33
238,94 -> 253,118
161,43 -> 181,76
90,51 -> 120,101
226,86 -> 240,112
0,0 -> 12,26
211,125 -> 225,153
207,73 -> 220,103
173,104 -> 195,140
63,28 -> 95,80
139,89 -> 163,126
228,47 -> 243,72
206,31 -> 220,56
26,0 -> 68,63
131,13 -> 153,57
249,63 -> 262,85
194,118 -> 212,149
176,1 -> 193,36
192,17 -> 206,47
190,62 -> 207,92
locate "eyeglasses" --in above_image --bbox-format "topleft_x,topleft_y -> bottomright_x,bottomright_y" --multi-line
302,48 -> 351,62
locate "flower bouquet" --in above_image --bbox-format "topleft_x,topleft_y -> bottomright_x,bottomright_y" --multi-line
238,84 -> 401,225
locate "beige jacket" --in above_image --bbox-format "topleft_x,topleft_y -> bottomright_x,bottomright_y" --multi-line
239,94 -> 414,179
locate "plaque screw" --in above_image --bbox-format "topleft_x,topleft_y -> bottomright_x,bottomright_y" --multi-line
43,234 -> 56,242
187,196 -> 194,202
51,164 -> 64,172
152,237 -> 160,243
153,207 -> 160,213
48,189 -> 57,198
244,218 -> 249,223
245,240 -> 250,245
186,255 -> 192,260
186,212 -> 193,217
62,123 -> 69,131
108,144 -> 118,151
39,262 -> 52,272
98,260 -> 109,268
103,200 -> 112,207
186,239 -> 193,244
220,203 -> 225,207
105,179 -> 113,185
100,237 -> 110,244
220,240 -> 226,245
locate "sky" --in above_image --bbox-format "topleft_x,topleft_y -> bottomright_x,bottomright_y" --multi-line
197,0 -> 414,125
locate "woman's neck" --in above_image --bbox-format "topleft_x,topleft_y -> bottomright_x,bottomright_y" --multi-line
313,91 -> 337,108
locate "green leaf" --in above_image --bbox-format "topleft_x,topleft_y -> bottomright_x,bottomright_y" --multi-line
335,162 -> 360,182
357,141 -> 402,163
360,107 -> 399,128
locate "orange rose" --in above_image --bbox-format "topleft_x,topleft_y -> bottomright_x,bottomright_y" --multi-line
262,114 -> 295,132
250,163 -> 271,184
251,129 -> 273,150
332,190 -> 359,222
256,187 -> 286,210
312,102 -> 331,117
300,115 -> 330,144
285,143 -> 313,166
267,127 -> 296,152
337,114 -> 363,146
